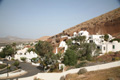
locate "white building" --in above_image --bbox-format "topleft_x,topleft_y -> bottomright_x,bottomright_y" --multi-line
0,47 -> 4,52
78,31 -> 89,40
97,41 -> 120,55
60,30 -> 120,56
73,32 -> 77,37
16,44 -> 24,50
59,41 -> 68,51
89,35 -> 104,45
14,48 -> 38,62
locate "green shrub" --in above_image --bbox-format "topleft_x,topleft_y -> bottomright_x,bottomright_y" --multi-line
108,51 -> 113,54
104,34 -> 109,41
78,68 -> 87,75
20,57 -> 26,62
112,57 -> 120,61
60,65 -> 63,71
11,58 -> 14,60
63,49 -> 77,66
13,61 -> 19,69
0,64 -> 7,69
114,57 -> 120,61
31,57 -> 38,63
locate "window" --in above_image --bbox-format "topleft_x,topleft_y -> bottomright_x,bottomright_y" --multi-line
89,37 -> 92,39
20,53 -> 22,55
97,46 -> 100,49
104,47 -> 105,50
113,45 -> 115,49
90,40 -> 93,43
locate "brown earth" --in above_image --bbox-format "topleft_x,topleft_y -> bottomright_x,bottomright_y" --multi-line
37,36 -> 50,41
48,8 -> 120,45
65,66 -> 120,80
95,51 -> 120,62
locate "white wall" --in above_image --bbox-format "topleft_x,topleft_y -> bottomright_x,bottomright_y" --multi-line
73,32 -> 77,37
78,31 -> 89,40
89,35 -> 104,45
100,41 -> 120,54
59,41 -> 68,51
112,41 -> 120,52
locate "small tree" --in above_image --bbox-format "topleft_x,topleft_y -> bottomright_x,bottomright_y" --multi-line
35,41 -> 53,57
0,52 -> 6,58
104,34 -> 109,41
41,52 -> 58,71
13,61 -> 19,69
73,36 -> 86,43
66,39 -> 72,46
20,57 -> 26,62
27,48 -> 35,53
3,45 -> 14,57
63,49 -> 77,66
31,57 -> 38,63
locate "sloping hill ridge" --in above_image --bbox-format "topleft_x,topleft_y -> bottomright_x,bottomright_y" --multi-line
37,36 -> 50,41
63,7 -> 120,37
49,7 -> 120,43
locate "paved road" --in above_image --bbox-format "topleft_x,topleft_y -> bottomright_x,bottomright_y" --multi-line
0,60 -> 43,80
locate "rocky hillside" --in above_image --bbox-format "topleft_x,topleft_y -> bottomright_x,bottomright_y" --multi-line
48,7 -> 120,44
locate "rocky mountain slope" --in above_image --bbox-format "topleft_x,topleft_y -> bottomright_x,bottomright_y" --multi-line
48,7 -> 120,44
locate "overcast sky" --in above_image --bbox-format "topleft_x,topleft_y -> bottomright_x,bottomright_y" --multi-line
0,0 -> 120,39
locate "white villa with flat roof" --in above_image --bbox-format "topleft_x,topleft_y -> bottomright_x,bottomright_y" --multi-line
97,41 -> 120,54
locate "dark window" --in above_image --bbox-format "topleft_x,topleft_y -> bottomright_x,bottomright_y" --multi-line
89,37 -> 92,39
104,47 -> 105,50
113,45 -> 115,49
97,46 -> 100,49
90,40 -> 93,43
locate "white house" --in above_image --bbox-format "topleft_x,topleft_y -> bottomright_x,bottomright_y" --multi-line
73,32 -> 77,37
88,35 -> 104,45
59,41 -> 68,51
0,47 -> 4,52
97,41 -> 120,55
16,44 -> 24,50
60,30 -> 120,56
61,35 -> 68,38
78,30 -> 89,40
14,48 -> 38,62
54,40 -> 68,54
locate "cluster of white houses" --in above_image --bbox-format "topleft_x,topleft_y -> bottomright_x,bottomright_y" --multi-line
0,43 -> 38,63
0,30 -> 120,63
57,30 -> 120,55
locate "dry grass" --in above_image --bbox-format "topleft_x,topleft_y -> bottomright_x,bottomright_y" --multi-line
65,66 -> 120,80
